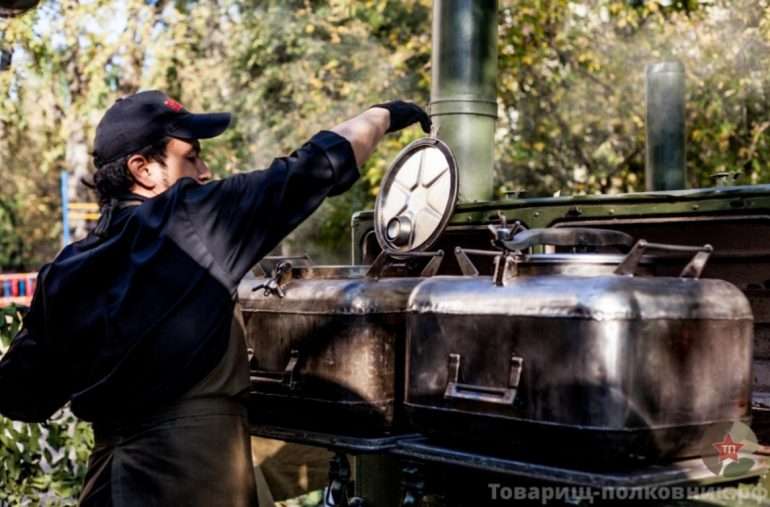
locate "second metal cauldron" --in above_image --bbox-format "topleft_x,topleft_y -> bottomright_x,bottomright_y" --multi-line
404,232 -> 753,465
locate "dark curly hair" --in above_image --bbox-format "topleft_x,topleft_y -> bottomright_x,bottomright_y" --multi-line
90,137 -> 172,206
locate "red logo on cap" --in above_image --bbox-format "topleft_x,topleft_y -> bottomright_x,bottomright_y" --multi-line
164,98 -> 185,112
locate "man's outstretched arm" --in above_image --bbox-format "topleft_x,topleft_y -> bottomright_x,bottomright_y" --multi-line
333,102 -> 431,167
178,101 -> 430,288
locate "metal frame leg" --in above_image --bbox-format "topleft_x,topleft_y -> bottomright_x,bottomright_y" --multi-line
400,464 -> 425,507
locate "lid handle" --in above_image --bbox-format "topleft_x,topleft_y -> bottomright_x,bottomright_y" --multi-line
614,240 -> 714,279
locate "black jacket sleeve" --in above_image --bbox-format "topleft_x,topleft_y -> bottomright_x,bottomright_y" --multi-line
0,267 -> 71,422
182,131 -> 359,289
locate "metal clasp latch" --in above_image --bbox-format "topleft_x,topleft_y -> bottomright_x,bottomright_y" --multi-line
488,212 -> 523,246
252,261 -> 293,298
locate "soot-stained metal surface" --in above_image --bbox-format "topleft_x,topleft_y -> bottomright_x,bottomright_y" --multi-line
240,265 -> 428,436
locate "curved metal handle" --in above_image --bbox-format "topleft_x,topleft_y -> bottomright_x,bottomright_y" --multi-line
367,249 -> 445,279
443,353 -> 523,406
501,228 -> 635,252
249,349 -> 301,390
614,240 -> 714,279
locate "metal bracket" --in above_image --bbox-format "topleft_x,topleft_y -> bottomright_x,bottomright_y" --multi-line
420,251 -> 445,277
325,453 -> 366,506
492,254 -> 519,286
455,247 -> 479,276
252,261 -> 294,298
454,247 -> 500,276
679,248 -> 714,279
400,464 -> 425,507
254,254 -> 311,277
614,240 -> 714,279
443,353 -> 523,406
283,349 -> 300,390
366,249 -> 445,279
453,216 -> 524,280
488,213 -> 523,246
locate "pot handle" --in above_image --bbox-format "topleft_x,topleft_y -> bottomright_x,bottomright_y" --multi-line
501,228 -> 635,252
614,240 -> 714,279
443,353 -> 523,406
366,249 -> 445,279
248,348 -> 301,390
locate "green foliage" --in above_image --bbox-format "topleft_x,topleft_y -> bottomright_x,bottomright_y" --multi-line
277,490 -> 324,507
497,0 -> 770,196
0,306 -> 93,505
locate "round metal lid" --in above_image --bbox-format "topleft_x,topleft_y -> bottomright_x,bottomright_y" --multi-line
375,138 -> 458,253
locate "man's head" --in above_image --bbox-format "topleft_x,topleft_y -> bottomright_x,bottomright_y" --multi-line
91,90 -> 231,205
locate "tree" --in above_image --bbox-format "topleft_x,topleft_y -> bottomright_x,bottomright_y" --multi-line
497,0 -> 770,196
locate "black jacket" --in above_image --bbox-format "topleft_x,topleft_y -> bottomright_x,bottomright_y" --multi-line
0,131 -> 358,422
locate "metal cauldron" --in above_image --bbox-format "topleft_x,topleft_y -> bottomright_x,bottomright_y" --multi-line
239,251 -> 443,437
404,228 -> 753,464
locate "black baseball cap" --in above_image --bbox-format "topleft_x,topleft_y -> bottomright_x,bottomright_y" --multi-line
92,90 -> 231,167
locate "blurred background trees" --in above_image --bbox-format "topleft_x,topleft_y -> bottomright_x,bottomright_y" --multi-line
2,0 -> 770,267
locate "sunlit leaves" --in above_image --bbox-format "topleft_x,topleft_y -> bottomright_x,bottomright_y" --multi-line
498,0 -> 770,196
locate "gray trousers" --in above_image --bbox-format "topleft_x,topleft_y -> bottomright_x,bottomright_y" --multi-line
79,397 -> 258,507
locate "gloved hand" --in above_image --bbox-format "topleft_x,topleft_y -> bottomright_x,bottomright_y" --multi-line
371,101 -> 432,134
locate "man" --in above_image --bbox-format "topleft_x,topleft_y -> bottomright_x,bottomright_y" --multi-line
0,90 -> 430,505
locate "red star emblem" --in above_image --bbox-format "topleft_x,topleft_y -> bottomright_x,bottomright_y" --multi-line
164,98 -> 185,112
713,433 -> 744,462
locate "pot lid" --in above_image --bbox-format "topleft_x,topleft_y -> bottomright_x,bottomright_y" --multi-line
521,253 -> 650,265
375,138 -> 458,253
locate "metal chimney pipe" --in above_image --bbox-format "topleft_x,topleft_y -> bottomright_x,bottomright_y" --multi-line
431,0 -> 498,203
645,61 -> 687,191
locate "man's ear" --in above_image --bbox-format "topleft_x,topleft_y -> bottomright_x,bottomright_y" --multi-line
126,154 -> 156,190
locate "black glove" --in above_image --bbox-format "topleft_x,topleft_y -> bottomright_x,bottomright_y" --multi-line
372,101 -> 432,134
